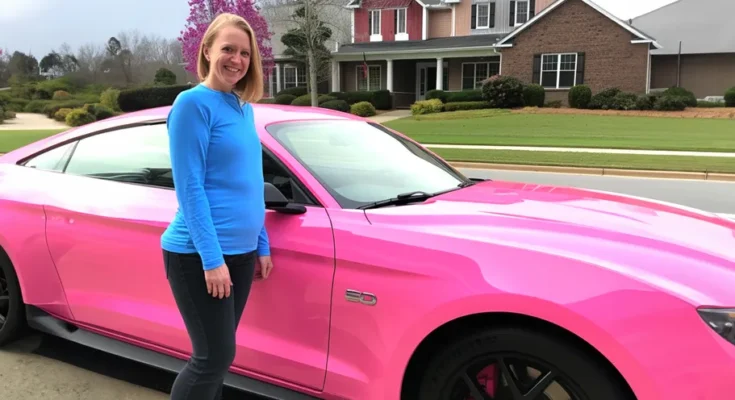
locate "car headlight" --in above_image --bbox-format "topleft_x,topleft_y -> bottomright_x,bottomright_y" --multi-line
698,308 -> 735,345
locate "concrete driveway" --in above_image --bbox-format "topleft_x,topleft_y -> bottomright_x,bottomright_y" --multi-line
0,113 -> 67,130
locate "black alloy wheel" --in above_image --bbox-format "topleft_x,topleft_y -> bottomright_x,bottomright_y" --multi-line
417,326 -> 633,400
0,258 -> 25,346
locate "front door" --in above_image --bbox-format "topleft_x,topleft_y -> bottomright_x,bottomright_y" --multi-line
42,123 -> 335,391
417,62 -> 448,100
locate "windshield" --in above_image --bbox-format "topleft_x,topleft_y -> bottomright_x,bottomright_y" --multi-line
266,120 -> 468,209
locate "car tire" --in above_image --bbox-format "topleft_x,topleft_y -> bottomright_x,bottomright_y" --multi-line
0,256 -> 26,347
416,325 -> 633,400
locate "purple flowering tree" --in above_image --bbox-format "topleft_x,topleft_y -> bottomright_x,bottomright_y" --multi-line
179,0 -> 275,79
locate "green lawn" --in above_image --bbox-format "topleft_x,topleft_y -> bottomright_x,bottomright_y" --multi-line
435,148 -> 735,174
0,129 -> 65,153
383,110 -> 735,152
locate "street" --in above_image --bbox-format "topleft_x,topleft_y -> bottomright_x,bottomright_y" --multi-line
2,169 -> 735,399
460,168 -> 735,216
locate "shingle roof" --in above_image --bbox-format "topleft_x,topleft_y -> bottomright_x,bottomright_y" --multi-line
333,34 -> 505,54
632,0 -> 735,55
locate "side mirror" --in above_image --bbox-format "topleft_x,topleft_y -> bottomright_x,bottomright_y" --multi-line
264,182 -> 306,215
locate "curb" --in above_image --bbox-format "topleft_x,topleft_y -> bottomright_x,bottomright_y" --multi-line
449,161 -> 735,182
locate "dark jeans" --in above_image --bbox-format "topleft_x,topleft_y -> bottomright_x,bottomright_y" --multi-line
163,249 -> 256,400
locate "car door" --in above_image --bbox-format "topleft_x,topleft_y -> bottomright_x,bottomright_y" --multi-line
40,122 -> 336,391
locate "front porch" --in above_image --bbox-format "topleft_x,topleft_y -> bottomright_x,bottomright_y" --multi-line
330,35 -> 503,108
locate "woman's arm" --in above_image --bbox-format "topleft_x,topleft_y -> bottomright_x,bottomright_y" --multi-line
168,94 -> 224,270
257,225 -> 270,257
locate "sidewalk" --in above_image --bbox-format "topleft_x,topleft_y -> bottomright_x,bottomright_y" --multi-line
424,144 -> 735,158
0,113 -> 67,130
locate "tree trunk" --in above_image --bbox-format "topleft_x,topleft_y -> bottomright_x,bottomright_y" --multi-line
308,48 -> 318,107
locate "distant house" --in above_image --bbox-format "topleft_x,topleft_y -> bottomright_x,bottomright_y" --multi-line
328,0 -> 664,107
631,0 -> 735,99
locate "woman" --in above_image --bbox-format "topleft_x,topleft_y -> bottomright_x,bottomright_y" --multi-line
161,12 -> 274,400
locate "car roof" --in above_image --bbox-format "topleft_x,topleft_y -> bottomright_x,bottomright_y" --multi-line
0,103 -> 366,164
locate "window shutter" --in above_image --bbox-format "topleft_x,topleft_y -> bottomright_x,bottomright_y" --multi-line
368,12 -> 372,35
509,1 -> 516,26
529,0 -> 536,18
490,3 -> 496,28
394,9 -> 397,33
575,52 -> 585,85
532,54 -> 541,85
471,5 -> 477,29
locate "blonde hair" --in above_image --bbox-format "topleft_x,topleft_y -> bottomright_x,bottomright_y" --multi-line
197,12 -> 264,103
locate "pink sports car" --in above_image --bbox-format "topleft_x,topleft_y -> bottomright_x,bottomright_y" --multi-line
1,104 -> 734,400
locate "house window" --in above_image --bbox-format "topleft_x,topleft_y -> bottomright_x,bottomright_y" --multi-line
461,61 -> 500,90
369,10 -> 381,36
477,3 -> 489,28
284,65 -> 307,89
540,53 -> 577,89
357,65 -> 381,91
515,0 -> 530,25
395,8 -> 407,34
471,2 -> 495,30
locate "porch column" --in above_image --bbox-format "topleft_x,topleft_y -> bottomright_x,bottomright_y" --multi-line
331,60 -> 341,92
386,59 -> 393,92
275,64 -> 282,93
436,57 -> 443,91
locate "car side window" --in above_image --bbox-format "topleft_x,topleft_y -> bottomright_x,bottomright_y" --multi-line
23,142 -> 76,172
63,124 -> 173,189
262,150 -> 314,205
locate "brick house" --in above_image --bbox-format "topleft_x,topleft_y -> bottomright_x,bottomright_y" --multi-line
329,0 -> 546,107
495,0 -> 661,104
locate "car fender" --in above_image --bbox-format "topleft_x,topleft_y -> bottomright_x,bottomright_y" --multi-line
386,289 -> 686,400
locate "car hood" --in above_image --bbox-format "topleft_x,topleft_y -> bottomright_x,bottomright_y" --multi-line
364,180 -> 735,305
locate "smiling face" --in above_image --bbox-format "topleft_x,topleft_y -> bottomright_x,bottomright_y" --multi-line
202,24 -> 252,92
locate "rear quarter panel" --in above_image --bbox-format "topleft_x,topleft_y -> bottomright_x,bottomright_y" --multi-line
0,164 -> 73,319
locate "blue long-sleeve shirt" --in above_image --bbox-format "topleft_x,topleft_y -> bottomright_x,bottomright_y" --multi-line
161,83 -> 269,270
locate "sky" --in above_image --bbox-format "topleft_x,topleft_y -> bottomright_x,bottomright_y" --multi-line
1,0 -> 678,58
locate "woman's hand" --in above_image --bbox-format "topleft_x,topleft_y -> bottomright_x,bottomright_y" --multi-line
204,264 -> 232,299
256,256 -> 274,280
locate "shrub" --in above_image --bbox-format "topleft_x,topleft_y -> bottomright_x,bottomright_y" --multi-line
65,108 -> 96,127
522,84 -> 545,107
588,87 -> 621,110
320,99 -> 350,113
654,95 -> 687,111
371,90 -> 392,109
24,100 -> 53,113
274,94 -> 296,105
725,87 -> 735,107
327,92 -> 348,101
544,100 -> 563,108
52,90 -> 71,101
697,100 -> 725,108
100,88 -> 121,111
154,68 -> 177,85
290,94 -> 313,106
1,97 -> 29,112
43,100 -> 86,118
317,94 -> 336,104
350,101 -> 376,117
636,94 -> 656,110
442,101 -> 491,112
425,90 -> 448,103
54,108 -> 73,122
662,86 -> 696,107
481,75 -> 524,108
117,84 -> 193,112
4,110 -> 15,120
446,90 -> 484,103
276,87 -> 308,97
410,98 -> 443,115
84,103 -> 115,120
568,85 -> 592,109
610,92 -> 639,110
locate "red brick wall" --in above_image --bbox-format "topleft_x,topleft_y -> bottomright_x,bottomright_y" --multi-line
501,0 -> 649,97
